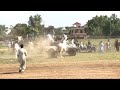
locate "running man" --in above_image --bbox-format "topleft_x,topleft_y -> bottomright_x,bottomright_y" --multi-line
17,44 -> 27,73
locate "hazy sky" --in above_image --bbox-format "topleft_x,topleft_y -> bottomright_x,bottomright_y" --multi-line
0,11 -> 120,28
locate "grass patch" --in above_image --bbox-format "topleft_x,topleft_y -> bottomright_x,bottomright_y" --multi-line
0,38 -> 120,64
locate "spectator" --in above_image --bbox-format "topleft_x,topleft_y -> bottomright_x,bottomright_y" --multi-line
14,41 -> 20,58
106,39 -> 111,51
114,38 -> 119,51
99,41 -> 104,53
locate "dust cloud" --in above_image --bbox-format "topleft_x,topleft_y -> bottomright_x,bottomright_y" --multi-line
25,37 -> 50,59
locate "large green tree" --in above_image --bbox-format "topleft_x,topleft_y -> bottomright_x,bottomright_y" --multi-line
28,14 -> 43,37
86,14 -> 120,37
109,14 -> 120,36
10,23 -> 28,38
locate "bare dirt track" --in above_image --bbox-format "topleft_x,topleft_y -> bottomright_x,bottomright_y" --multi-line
0,60 -> 120,79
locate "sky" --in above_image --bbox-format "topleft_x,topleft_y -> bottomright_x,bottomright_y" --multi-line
0,11 -> 120,28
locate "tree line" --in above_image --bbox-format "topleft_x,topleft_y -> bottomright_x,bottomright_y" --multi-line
86,14 -> 120,37
0,13 -> 120,40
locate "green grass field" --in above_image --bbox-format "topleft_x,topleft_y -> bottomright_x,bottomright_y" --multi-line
0,38 -> 120,64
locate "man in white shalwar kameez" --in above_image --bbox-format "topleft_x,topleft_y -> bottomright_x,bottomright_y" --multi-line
17,44 -> 27,73
14,42 -> 20,58
99,41 -> 104,53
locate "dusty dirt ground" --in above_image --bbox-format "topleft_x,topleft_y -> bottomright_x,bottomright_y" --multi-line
0,60 -> 120,79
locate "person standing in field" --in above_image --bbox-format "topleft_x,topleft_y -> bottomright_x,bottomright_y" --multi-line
87,40 -> 92,52
8,41 -> 11,51
80,41 -> 84,48
106,39 -> 111,51
114,38 -> 119,51
88,40 -> 91,46
11,40 -> 15,53
17,44 -> 27,73
14,41 -> 20,59
99,41 -> 104,53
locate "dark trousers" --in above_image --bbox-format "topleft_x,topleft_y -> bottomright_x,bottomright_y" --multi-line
116,46 -> 119,51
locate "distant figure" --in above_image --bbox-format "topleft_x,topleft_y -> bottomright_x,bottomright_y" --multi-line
63,34 -> 68,41
11,40 -> 14,51
114,38 -> 119,51
17,44 -> 27,73
74,38 -> 79,47
14,42 -> 20,58
99,41 -> 104,53
47,34 -> 55,45
8,41 -> 11,50
106,39 -> 111,51
71,39 -> 76,47
88,40 -> 91,46
87,40 -> 92,50
61,34 -> 68,43
80,41 -> 84,48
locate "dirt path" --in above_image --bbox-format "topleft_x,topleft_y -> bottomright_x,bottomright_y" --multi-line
0,60 -> 120,79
